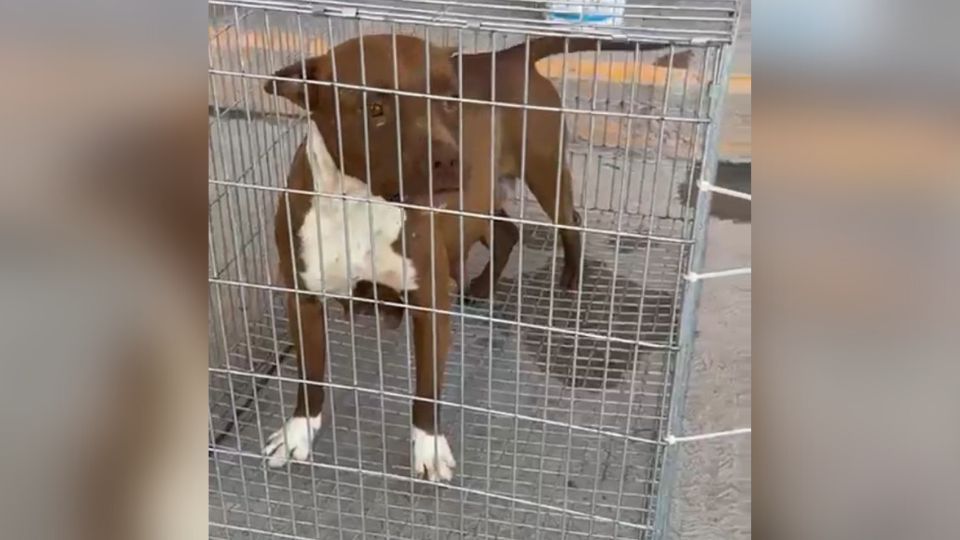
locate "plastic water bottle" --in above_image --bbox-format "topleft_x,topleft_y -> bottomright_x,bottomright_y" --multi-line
545,0 -> 626,27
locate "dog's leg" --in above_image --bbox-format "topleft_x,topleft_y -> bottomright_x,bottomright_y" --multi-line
556,165 -> 584,289
526,156 -> 583,289
467,209 -> 519,300
263,292 -> 327,467
409,247 -> 455,482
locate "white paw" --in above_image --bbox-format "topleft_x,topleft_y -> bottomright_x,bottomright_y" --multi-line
263,415 -> 322,467
412,426 -> 456,482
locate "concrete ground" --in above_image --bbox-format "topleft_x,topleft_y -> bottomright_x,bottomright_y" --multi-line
208,1 -> 750,538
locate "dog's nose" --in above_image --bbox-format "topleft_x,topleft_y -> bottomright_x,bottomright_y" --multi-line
430,145 -> 462,191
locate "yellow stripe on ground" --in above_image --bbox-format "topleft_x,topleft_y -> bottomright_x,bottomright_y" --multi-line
534,58 -> 750,94
208,26 -> 329,56
727,74 -> 751,95
535,58 -> 692,88
209,26 -> 751,94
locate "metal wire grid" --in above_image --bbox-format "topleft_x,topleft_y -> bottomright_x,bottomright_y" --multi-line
209,3 -> 733,539
209,0 -> 738,45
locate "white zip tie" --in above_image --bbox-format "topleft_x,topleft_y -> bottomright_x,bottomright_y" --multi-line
663,427 -> 751,445
698,180 -> 752,201
686,267 -> 751,282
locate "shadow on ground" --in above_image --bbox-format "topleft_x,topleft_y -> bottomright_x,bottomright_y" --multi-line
475,256 -> 677,391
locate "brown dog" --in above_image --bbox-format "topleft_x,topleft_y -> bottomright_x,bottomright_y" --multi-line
263,35 -> 669,480
267,35 -> 668,292
264,104 -> 505,481
266,119 -> 458,479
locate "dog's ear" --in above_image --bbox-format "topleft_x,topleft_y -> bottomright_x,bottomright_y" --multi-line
445,47 -> 461,69
263,56 -> 330,109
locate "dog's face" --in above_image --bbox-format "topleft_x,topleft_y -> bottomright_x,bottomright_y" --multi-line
266,35 -> 465,198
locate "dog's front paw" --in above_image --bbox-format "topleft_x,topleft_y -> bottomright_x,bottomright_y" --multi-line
263,415 -> 322,467
559,262 -> 581,290
412,427 -> 456,482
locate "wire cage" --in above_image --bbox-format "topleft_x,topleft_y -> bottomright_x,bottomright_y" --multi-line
208,1 -> 742,538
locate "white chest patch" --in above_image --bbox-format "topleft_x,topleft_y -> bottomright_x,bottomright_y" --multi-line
297,122 -> 418,295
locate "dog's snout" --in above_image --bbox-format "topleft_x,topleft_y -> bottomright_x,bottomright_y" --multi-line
432,158 -> 458,171
430,145 -> 461,189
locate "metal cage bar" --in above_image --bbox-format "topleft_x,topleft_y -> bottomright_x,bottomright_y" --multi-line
650,11 -> 743,537
208,1 -> 742,538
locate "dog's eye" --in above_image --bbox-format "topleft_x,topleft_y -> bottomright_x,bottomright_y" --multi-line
369,102 -> 384,117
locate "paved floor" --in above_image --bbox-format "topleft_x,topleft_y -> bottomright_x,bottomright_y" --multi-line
210,214 -> 681,539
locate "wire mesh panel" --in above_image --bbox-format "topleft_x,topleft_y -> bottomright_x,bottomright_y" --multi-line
208,1 -> 741,538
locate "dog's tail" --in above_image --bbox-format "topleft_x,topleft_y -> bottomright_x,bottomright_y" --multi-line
507,37 -> 668,64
